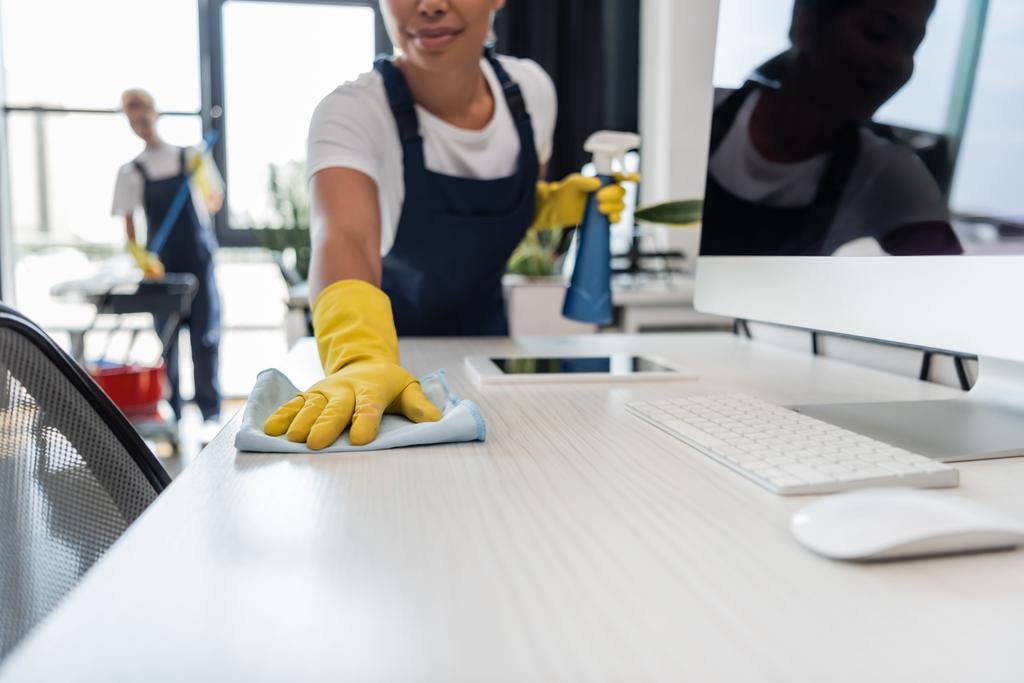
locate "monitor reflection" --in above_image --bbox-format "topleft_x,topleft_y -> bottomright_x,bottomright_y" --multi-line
701,0 -> 964,256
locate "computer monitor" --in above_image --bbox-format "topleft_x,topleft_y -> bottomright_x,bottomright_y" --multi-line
692,0 -> 1024,461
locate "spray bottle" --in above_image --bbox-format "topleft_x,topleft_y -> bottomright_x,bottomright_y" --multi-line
562,130 -> 641,324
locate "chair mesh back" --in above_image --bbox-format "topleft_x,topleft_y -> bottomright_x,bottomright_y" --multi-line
0,325 -> 160,660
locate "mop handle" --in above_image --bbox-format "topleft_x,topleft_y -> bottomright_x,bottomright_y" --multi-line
148,129 -> 218,255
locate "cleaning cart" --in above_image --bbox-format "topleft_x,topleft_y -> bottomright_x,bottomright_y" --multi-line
51,273 -> 199,454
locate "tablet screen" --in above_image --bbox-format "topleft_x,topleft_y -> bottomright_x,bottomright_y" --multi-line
490,356 -> 676,375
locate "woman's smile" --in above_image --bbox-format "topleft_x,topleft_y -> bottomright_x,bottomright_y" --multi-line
408,25 -> 465,51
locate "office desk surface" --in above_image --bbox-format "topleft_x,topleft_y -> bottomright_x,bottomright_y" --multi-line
4,334 -> 1023,682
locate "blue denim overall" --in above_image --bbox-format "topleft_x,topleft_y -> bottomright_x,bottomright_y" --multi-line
374,50 -> 538,336
134,148 -> 222,420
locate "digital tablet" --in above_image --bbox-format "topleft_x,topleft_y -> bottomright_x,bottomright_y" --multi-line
465,354 -> 694,386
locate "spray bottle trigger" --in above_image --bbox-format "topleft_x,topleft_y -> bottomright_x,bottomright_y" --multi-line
584,131 -> 641,176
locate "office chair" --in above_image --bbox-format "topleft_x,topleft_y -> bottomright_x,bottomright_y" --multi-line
0,304 -> 170,661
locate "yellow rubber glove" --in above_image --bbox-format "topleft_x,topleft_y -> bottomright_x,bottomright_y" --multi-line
263,279 -> 441,449
127,240 -> 165,280
531,172 -> 640,230
187,150 -> 215,206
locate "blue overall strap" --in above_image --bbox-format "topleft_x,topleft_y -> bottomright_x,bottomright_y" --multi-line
375,49 -> 528,138
374,56 -> 420,143
483,47 -> 528,124
149,130 -> 218,255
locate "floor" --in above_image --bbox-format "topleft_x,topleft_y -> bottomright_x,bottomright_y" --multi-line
147,398 -> 247,479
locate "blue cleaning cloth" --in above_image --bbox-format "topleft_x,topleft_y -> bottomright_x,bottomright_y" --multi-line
235,368 -> 486,453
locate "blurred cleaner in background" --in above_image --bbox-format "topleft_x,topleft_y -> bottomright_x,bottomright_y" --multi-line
112,88 -> 225,435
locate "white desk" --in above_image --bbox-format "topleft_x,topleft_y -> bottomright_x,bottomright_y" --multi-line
3,334 -> 1024,682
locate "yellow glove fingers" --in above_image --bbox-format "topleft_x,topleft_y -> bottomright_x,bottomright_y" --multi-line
598,205 -> 623,224
350,390 -> 387,446
263,395 -> 306,436
129,241 -> 164,279
563,174 -> 602,193
596,184 -> 625,204
307,390 -> 356,451
531,174 -> 606,230
597,184 -> 626,224
388,382 -> 442,423
286,393 -> 328,443
128,242 -> 147,268
143,259 -> 165,280
613,171 -> 641,184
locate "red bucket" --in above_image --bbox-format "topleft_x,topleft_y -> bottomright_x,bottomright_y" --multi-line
89,361 -> 165,418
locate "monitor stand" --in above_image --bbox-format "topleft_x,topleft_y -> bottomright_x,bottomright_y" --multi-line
791,356 -> 1024,463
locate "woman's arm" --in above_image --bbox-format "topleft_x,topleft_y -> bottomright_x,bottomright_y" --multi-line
125,214 -> 137,243
307,167 -> 383,303
265,165 -> 440,449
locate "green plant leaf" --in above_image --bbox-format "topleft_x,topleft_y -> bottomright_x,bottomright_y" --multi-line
634,199 -> 704,226
506,238 -> 555,276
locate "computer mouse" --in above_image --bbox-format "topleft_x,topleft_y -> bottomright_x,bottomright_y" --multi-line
790,487 -> 1024,561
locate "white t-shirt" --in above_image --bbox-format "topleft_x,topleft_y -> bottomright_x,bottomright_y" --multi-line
709,90 -> 948,253
306,55 -> 556,255
111,143 -> 223,234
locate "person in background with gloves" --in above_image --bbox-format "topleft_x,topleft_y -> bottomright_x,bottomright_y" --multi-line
263,0 -> 634,450
112,88 -> 225,434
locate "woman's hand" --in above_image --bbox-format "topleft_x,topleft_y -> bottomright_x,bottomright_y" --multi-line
531,171 -> 640,230
263,279 -> 440,449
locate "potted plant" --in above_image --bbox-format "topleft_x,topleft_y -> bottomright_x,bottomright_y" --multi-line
505,226 -> 569,277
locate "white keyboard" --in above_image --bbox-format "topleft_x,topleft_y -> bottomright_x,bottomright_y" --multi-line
627,394 -> 958,495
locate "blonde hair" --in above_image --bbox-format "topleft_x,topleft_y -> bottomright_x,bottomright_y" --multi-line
121,88 -> 155,112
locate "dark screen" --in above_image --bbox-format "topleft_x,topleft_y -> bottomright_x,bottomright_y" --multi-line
700,0 -> 1021,257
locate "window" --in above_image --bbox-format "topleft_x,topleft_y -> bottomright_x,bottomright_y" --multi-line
1,0 -> 200,111
6,111 -> 201,245
220,1 -> 377,231
950,0 -> 1024,218
1,0 -> 202,249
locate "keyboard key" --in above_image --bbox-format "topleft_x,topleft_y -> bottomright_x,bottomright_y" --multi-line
661,420 -> 727,448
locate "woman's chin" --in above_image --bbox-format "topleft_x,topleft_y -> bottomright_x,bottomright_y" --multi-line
406,46 -> 475,70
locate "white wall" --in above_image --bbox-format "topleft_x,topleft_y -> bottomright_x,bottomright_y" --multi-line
638,0 -> 720,265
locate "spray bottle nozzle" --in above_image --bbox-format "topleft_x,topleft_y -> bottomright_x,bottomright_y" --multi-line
584,131 -> 641,176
